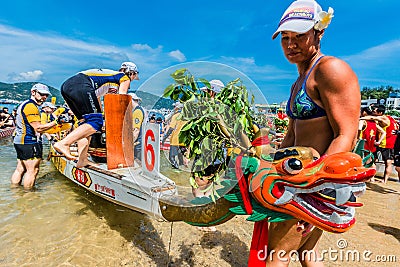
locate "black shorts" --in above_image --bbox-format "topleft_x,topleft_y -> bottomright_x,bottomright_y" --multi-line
393,137 -> 400,166
375,147 -> 394,161
394,153 -> 400,167
14,143 -> 43,160
61,73 -> 101,120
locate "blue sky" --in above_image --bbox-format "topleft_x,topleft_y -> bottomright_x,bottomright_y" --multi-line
0,0 -> 399,104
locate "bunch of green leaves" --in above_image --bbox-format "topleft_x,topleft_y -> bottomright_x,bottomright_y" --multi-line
274,117 -> 288,133
163,68 -> 256,196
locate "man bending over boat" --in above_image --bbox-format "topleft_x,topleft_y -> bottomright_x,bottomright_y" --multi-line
53,62 -> 139,168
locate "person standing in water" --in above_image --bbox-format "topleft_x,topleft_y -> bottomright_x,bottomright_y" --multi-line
11,84 -> 63,189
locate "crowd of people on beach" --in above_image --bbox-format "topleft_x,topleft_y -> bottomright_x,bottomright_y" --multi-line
358,103 -> 400,183
0,107 -> 16,128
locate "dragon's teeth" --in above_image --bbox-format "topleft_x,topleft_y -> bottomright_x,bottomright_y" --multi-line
353,183 -> 366,197
353,190 -> 364,198
335,185 -> 352,205
274,187 -> 296,205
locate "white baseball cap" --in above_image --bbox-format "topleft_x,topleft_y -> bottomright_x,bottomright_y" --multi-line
209,79 -> 225,93
31,83 -> 51,95
120,61 -> 139,80
200,79 -> 225,93
272,0 -> 322,40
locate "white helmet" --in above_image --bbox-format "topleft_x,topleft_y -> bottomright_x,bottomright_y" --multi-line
120,61 -> 138,73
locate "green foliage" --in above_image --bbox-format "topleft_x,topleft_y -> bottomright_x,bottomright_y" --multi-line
253,113 -> 270,129
163,68 -> 256,196
387,110 -> 400,118
360,85 -> 396,100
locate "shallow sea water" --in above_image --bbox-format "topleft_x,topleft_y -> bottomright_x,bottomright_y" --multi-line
0,137 -> 178,266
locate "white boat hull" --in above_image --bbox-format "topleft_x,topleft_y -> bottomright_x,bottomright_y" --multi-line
51,146 -> 177,220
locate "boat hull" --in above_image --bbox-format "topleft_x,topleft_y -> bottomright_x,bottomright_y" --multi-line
0,127 -> 15,139
50,145 -> 237,226
50,145 -> 176,219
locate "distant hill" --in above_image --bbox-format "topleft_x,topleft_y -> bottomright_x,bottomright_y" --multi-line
133,91 -> 175,110
0,82 -> 63,104
0,81 -> 175,110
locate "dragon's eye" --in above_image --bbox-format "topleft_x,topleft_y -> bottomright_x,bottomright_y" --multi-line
282,158 -> 303,174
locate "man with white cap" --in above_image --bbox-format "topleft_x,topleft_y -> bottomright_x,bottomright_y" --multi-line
11,84 -> 64,189
201,79 -> 224,98
54,61 -> 139,168
262,0 -> 361,266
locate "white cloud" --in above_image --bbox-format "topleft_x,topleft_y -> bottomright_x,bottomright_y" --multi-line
345,39 -> 400,65
168,50 -> 186,62
8,70 -> 44,82
344,39 -> 400,88
0,24 -> 186,88
131,43 -> 163,53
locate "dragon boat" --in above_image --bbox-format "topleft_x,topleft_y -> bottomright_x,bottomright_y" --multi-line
0,126 -> 15,139
50,95 -> 238,224
50,94 -> 376,265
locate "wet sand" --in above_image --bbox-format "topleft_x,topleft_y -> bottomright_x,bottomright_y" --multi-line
3,177 -> 397,267
150,179 -> 400,267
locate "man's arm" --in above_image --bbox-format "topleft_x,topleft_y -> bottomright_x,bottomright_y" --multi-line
30,120 -> 58,133
24,103 -> 60,133
360,115 -> 390,127
118,80 -> 130,94
374,124 -> 386,146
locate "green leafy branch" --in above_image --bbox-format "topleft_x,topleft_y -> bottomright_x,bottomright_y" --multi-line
163,68 -> 257,197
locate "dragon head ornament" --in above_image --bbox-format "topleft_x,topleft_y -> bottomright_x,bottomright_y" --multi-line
247,147 -> 376,233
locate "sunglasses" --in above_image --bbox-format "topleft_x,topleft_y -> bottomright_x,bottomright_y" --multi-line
35,91 -> 49,97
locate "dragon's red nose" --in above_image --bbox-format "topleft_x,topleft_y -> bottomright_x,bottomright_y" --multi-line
323,152 -> 362,174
